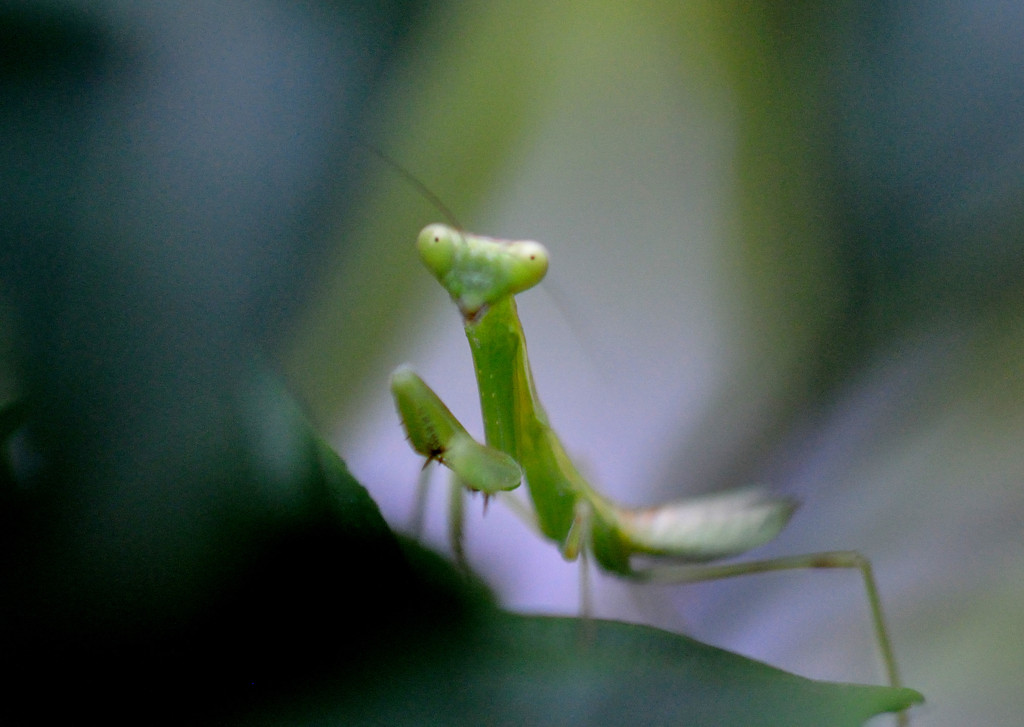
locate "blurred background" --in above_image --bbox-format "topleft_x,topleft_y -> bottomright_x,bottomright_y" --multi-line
3,1 -> 1023,725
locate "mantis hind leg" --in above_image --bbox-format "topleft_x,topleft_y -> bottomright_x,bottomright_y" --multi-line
406,462 -> 471,572
447,473 -> 468,570
408,463 -> 434,537
627,551 -> 907,726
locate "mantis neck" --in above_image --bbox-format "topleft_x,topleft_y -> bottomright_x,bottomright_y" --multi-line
463,296 -> 547,461
463,295 -> 612,545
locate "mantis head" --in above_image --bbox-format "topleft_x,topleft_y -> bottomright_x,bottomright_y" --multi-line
417,223 -> 549,322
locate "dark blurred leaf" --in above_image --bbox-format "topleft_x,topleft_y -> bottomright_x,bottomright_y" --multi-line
240,439 -> 922,726
0,394 -> 920,726
258,607 -> 921,727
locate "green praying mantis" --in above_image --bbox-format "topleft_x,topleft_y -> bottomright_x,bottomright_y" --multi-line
390,223 -> 908,724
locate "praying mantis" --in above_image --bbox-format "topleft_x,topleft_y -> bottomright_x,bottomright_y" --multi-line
390,223 -> 908,724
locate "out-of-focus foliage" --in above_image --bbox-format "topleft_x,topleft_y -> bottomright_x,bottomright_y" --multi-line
294,607 -> 920,726
293,4 -> 1024,726
0,0 -> 921,724
3,0 -> 1022,724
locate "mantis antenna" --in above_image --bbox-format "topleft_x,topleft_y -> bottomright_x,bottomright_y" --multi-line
356,141 -> 464,230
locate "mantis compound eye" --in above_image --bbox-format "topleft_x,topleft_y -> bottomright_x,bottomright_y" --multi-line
417,223 -> 460,279
504,239 -> 549,294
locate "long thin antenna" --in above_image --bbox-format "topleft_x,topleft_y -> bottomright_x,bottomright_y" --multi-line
357,142 -> 464,230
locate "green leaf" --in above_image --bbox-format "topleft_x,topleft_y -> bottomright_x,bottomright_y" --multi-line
262,604 -> 920,726
250,447 -> 922,726
0,393 -> 920,726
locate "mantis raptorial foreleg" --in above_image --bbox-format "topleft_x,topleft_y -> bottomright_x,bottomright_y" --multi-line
391,224 -> 910,725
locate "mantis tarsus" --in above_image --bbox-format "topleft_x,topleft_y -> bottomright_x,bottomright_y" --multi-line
391,223 -> 908,725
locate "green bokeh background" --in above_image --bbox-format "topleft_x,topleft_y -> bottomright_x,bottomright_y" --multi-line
4,1 -> 1023,724
290,4 -> 1024,726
